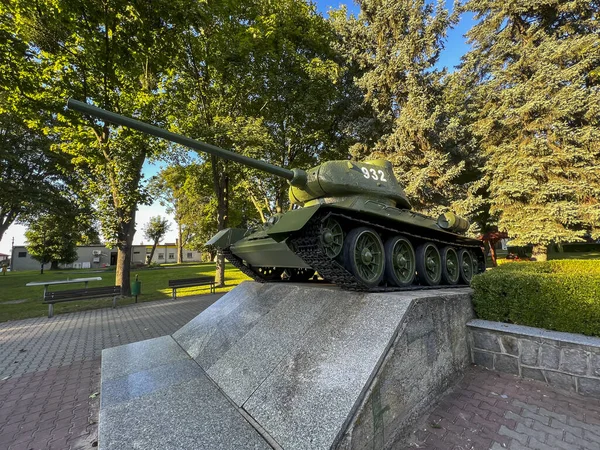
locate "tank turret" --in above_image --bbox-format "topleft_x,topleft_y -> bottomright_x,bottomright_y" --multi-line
67,99 -> 485,291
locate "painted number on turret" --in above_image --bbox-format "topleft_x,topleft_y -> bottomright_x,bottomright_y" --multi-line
361,167 -> 387,182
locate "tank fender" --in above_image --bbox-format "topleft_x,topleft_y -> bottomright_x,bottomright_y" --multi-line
206,228 -> 247,249
266,205 -> 321,242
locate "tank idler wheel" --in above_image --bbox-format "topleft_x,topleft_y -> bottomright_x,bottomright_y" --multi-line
343,227 -> 385,288
320,217 -> 344,259
284,268 -> 316,282
458,249 -> 475,284
416,242 -> 442,286
384,236 -> 416,287
255,267 -> 284,281
441,247 -> 460,285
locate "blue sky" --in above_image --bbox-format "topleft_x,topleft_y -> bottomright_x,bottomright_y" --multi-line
0,0 -> 476,255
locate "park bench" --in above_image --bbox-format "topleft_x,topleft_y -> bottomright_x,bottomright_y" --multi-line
43,285 -> 121,318
168,276 -> 216,300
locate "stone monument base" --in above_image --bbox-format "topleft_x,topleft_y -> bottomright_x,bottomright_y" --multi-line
98,282 -> 473,450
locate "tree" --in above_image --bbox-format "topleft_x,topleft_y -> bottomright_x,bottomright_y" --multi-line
150,166 -> 191,263
151,163 -> 260,262
143,216 -> 171,264
25,214 -> 78,272
461,0 -> 600,260
330,0 -> 462,215
0,9 -> 76,244
165,0 -> 346,285
24,203 -> 100,272
0,111 -> 70,243
9,0 -> 196,293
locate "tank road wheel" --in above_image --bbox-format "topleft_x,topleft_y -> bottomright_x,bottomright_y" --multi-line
384,236 -> 416,287
343,227 -> 385,288
441,247 -> 460,285
416,242 -> 442,286
458,249 -> 474,284
255,267 -> 284,281
320,217 -> 344,259
284,268 -> 316,282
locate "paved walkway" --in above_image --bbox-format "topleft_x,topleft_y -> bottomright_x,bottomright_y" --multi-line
0,294 -> 221,450
401,366 -> 600,450
2,295 -> 600,450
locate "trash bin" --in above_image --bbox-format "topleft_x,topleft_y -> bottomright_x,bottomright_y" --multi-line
131,275 -> 141,302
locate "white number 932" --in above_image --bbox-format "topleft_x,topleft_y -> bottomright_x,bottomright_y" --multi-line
361,167 -> 387,182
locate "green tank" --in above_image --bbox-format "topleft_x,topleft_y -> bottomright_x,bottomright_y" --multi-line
67,99 -> 485,291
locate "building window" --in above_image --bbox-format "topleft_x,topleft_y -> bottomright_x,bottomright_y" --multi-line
18,252 -> 27,258
168,253 -> 175,259
187,252 -> 193,259
158,254 -> 164,260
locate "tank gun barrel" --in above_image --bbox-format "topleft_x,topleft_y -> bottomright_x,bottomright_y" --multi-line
67,99 -> 307,186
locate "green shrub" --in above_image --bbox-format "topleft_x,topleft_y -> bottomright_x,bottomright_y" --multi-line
494,259 -> 600,274
472,260 -> 600,337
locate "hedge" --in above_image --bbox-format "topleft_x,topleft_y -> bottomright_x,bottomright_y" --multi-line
471,260 -> 600,337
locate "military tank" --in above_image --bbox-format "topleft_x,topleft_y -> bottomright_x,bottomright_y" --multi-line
67,99 -> 486,291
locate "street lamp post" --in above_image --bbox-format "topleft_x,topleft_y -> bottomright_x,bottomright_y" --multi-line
40,229 -> 46,275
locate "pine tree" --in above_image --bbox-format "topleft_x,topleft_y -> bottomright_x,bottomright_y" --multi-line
461,0 -> 600,259
331,0 -> 463,214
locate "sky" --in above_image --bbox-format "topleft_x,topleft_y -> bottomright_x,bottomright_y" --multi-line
0,0 -> 475,256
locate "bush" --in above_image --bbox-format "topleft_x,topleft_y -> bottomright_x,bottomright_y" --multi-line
472,260 -> 600,337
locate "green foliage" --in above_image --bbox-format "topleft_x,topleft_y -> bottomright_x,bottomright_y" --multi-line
472,261 -> 600,337
151,163 -> 260,252
461,0 -> 600,248
25,215 -> 79,267
492,260 -> 600,275
0,7 -> 81,243
164,0 -> 347,212
143,216 -> 171,246
331,0 -> 465,215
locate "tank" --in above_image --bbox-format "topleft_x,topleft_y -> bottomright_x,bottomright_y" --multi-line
67,99 -> 486,291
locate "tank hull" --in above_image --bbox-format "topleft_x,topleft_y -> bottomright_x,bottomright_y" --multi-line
220,197 -> 485,290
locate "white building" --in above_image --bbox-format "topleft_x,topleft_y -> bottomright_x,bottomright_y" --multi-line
10,243 -> 202,271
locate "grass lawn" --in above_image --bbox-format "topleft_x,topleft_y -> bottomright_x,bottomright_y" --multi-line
0,263 -> 250,323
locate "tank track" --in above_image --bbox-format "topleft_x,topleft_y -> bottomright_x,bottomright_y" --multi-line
288,211 -> 482,292
222,248 -> 267,283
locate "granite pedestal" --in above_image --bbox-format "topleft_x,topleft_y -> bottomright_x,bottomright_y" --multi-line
99,282 -> 474,450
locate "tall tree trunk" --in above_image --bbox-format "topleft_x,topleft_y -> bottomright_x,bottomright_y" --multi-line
487,241 -> 497,267
532,244 -> 548,262
0,208 -> 19,245
177,224 -> 183,263
147,240 -> 158,264
116,208 -> 136,296
212,156 -> 228,287
50,261 -> 59,270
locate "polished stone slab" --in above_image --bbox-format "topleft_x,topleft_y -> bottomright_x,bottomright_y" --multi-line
99,376 -> 271,450
101,335 -> 191,381
207,286 -> 359,406
100,358 -> 202,409
241,291 -> 414,450
99,283 -> 474,450
173,281 -> 276,365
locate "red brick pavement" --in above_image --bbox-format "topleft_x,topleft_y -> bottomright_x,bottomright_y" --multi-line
0,293 -> 221,450
401,366 -> 600,450
0,359 -> 100,450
